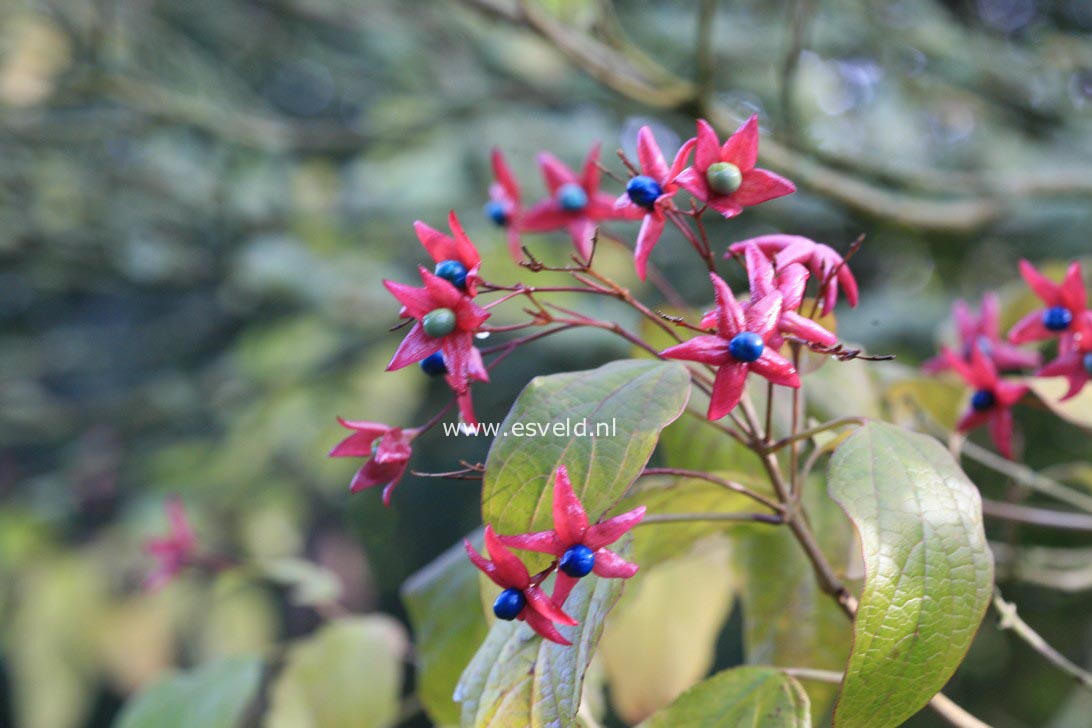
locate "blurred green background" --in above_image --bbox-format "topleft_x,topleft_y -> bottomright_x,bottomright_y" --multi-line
1,0 -> 1091,726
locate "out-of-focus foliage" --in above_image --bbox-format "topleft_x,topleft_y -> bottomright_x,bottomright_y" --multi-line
1,0 -> 1090,726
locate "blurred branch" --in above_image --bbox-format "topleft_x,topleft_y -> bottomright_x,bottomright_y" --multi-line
993,589 -> 1092,691
695,0 -> 718,106
981,498 -> 1092,532
459,0 -> 695,107
991,542 -> 1092,592
956,436 -> 1092,514
779,0 -> 817,141
455,0 -> 1092,232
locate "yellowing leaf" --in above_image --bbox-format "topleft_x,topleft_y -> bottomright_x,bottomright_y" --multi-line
643,666 -> 810,727
267,616 -> 408,728
402,534 -> 490,726
600,540 -> 734,723
1027,376 -> 1092,431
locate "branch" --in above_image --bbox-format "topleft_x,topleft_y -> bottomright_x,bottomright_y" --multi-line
694,0 -> 718,105
981,499 -> 1092,532
639,511 -> 782,526
641,467 -> 782,513
993,589 -> 1092,691
778,0 -> 817,140
957,437 -> 1092,514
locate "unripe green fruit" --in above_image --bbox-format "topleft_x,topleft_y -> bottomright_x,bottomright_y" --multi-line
422,308 -> 457,338
706,161 -> 743,195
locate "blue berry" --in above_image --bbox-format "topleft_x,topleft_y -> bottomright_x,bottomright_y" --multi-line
484,200 -> 509,226
557,183 -> 588,212
422,308 -> 457,338
559,544 -> 596,578
1083,352 -> 1092,376
419,351 -> 447,377
970,389 -> 996,411
626,175 -> 663,210
493,587 -> 526,620
728,331 -> 765,363
434,259 -> 468,290
1042,306 -> 1073,332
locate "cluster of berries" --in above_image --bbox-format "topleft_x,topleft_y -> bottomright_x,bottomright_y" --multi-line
486,117 -> 795,280
926,261 -> 1091,458
464,466 -> 644,644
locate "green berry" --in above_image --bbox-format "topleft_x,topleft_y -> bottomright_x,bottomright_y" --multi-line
706,161 -> 743,195
422,308 -> 457,338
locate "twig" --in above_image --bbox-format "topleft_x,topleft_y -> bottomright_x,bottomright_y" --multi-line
792,339 -> 895,362
764,416 -> 866,453
993,589 -> 1092,691
639,511 -> 782,526
779,667 -> 843,684
981,499 -> 1092,532
958,437 -> 1092,514
641,467 -> 782,513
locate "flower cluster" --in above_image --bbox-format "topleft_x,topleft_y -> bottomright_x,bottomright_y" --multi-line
926,260 -> 1091,458
326,115 -> 821,504
464,465 -> 644,644
665,238 -> 851,420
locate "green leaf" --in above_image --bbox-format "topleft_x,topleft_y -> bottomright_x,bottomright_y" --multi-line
266,616 -> 408,728
642,666 -> 811,728
115,655 -> 263,728
454,540 -> 630,727
600,540 -> 734,724
827,422 -> 994,728
401,533 -> 490,726
732,476 -> 852,721
482,359 -> 690,539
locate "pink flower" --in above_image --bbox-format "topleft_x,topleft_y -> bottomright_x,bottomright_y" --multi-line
946,346 -> 1028,460
499,465 -> 644,605
485,148 -> 525,261
923,294 -> 1041,374
613,127 -> 696,280
384,267 -> 490,424
673,117 -> 795,219
662,272 -> 800,420
328,418 -> 416,505
143,497 -> 198,591
727,234 -> 859,316
700,243 -> 837,348
520,145 -> 643,260
1037,340 -> 1092,401
465,526 -> 578,645
1008,260 -> 1091,345
413,211 -> 482,297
